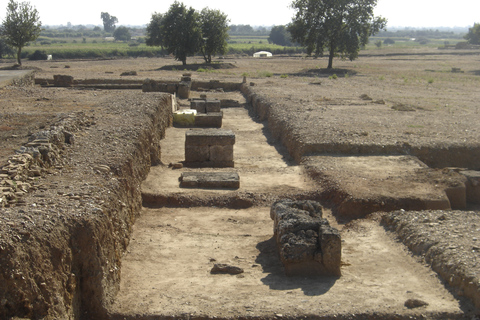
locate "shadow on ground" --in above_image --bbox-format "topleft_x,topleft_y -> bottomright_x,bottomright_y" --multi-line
255,237 -> 338,296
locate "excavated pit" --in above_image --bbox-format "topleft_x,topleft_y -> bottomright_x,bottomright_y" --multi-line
1,73 -> 479,319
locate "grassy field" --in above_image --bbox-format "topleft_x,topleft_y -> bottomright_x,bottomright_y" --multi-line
15,34 -> 467,60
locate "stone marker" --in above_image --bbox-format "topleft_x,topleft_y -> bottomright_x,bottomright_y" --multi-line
180,172 -> 239,189
270,200 -> 341,277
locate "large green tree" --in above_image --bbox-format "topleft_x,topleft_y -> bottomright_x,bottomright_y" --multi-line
1,0 -> 41,65
288,0 -> 386,69
146,1 -> 201,65
199,8 -> 229,63
101,12 -> 118,33
465,23 -> 480,45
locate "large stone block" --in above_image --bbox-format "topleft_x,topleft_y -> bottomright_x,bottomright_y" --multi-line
206,99 -> 221,113
210,145 -> 234,162
195,112 -> 223,128
184,129 -> 235,168
185,129 -> 235,146
180,172 -> 239,189
461,170 -> 480,204
185,145 -> 209,162
270,200 -> 341,277
191,100 -> 206,113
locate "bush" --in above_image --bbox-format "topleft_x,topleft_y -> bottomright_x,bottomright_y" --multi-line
384,38 -> 395,45
28,50 -> 48,60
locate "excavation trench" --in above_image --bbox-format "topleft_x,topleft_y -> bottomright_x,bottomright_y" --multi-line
1,78 -> 478,320
107,87 -> 475,319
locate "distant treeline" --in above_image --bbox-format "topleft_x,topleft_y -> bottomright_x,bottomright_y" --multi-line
378,28 -> 467,39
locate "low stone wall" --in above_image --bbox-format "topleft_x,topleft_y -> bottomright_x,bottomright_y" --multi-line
270,200 -> 341,277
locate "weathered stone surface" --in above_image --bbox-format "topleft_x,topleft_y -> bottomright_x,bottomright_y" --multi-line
190,100 -> 206,113
177,81 -> 191,99
53,75 -> 73,87
194,112 -> 223,128
185,145 -> 210,162
206,99 -> 221,113
185,129 -> 235,146
270,200 -> 341,277
184,129 -> 235,168
180,172 -> 240,189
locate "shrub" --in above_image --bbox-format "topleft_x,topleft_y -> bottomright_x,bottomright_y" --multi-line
28,50 -> 48,60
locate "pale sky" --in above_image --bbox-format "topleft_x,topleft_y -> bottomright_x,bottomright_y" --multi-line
0,0 -> 478,29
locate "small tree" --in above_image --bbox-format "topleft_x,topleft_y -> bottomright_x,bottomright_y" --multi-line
465,23 -> 480,45
288,0 -> 386,69
268,25 -> 293,46
113,26 -> 131,41
1,0 -> 42,65
199,8 -> 229,63
101,12 -> 118,33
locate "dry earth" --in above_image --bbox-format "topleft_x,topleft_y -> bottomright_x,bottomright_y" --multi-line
0,48 -> 480,319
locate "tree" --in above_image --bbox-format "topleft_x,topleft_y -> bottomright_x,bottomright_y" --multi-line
199,8 -> 229,63
101,12 -> 118,33
1,0 -> 41,65
288,0 -> 386,69
268,25 -> 293,46
465,23 -> 480,45
146,1 -> 202,65
145,13 -> 164,47
113,26 -> 131,41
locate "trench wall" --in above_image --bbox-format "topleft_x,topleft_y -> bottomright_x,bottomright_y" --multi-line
0,94 -> 173,319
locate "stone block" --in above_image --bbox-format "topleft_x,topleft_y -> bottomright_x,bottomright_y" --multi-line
177,81 -> 191,99
270,200 -> 341,277
185,145 -> 209,162
185,129 -> 235,146
180,172 -> 239,189
210,145 -> 233,162
194,112 -> 223,128
191,100 -> 206,113
206,99 -> 221,113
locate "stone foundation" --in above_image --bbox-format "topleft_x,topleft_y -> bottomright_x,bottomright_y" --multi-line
180,172 -> 240,189
270,200 -> 341,277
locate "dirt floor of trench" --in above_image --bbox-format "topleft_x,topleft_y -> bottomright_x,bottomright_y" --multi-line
108,91 -> 468,319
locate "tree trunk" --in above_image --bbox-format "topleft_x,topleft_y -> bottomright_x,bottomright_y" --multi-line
182,59 -> 187,66
327,45 -> 335,69
16,47 -> 22,66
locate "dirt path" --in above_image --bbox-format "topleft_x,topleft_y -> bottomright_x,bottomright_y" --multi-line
109,95 -> 464,319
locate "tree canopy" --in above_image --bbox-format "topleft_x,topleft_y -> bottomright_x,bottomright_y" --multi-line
268,25 -> 293,46
146,1 -> 229,65
465,23 -> 480,45
199,8 -> 229,63
113,26 -> 131,41
101,12 -> 118,33
1,0 -> 42,65
288,0 -> 386,69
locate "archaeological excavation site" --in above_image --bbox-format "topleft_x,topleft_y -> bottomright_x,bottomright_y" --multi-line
0,53 -> 479,320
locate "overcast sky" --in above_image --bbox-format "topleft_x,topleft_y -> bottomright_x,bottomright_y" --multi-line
0,0 -> 478,28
